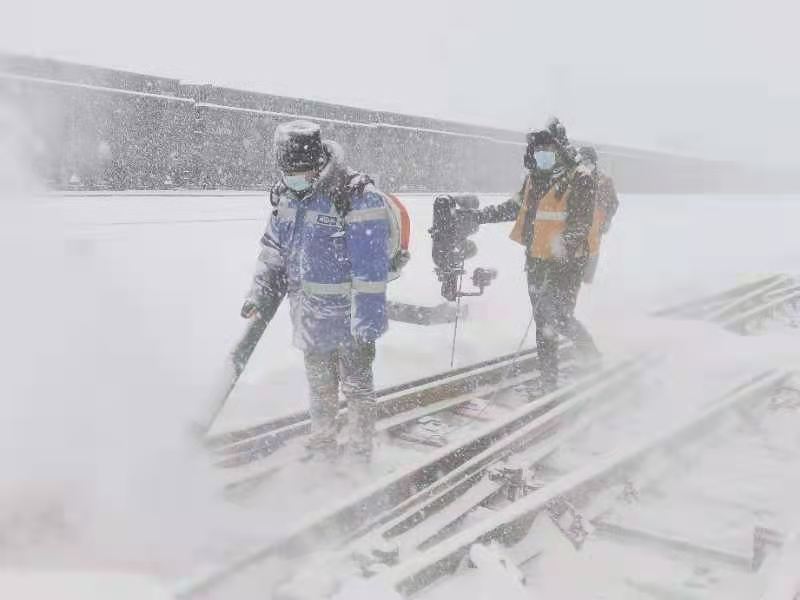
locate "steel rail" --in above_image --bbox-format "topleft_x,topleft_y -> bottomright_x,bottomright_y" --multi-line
214,345 -> 575,466
651,275 -> 788,318
175,357 -> 643,599
372,369 -> 788,597
208,345 -> 551,449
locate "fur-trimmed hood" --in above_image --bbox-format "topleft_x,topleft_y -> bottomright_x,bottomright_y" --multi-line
314,140 -> 351,195
309,140 -> 374,205
272,139 -> 357,202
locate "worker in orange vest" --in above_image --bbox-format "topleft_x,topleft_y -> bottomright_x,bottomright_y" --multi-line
578,146 -> 619,284
473,120 -> 600,394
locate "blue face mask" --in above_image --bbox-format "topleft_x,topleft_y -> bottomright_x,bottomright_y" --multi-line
533,150 -> 557,171
283,173 -> 314,193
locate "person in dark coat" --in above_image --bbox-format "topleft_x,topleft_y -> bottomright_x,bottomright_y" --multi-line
472,119 -> 600,393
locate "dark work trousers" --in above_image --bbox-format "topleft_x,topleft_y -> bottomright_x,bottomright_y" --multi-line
526,257 -> 599,387
303,341 -> 377,457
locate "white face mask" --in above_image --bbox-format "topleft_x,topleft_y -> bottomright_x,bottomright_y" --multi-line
533,150 -> 557,171
283,173 -> 314,192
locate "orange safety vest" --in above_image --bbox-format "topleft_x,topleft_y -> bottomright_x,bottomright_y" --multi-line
509,178 -> 574,259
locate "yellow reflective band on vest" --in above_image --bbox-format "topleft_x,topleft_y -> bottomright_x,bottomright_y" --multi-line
536,211 -> 567,221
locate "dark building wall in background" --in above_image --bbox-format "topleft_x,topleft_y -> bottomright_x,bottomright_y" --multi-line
1,54 -> 792,193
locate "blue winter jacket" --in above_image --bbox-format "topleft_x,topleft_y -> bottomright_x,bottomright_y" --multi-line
247,141 -> 390,353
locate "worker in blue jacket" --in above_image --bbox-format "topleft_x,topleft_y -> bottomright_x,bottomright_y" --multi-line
241,120 -> 390,462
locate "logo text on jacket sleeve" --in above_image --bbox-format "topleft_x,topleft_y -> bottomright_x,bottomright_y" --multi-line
316,214 -> 339,227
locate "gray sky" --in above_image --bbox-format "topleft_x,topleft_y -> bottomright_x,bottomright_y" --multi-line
3,0 -> 799,164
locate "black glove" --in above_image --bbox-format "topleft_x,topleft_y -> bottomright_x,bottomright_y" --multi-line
241,294 -> 284,321
241,299 -> 260,319
241,269 -> 288,320
557,235 -> 581,263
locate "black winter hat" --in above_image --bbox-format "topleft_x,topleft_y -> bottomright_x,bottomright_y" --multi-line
274,120 -> 326,172
526,129 -> 557,148
524,129 -> 559,170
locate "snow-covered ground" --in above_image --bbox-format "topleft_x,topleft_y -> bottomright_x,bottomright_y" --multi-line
2,190 -> 800,598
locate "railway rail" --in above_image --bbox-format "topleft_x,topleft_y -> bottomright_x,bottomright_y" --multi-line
365,369 -> 797,598
654,274 -> 800,334
177,275 -> 800,599
180,355 -> 652,598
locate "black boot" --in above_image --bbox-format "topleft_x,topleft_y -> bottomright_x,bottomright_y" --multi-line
531,329 -> 558,401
